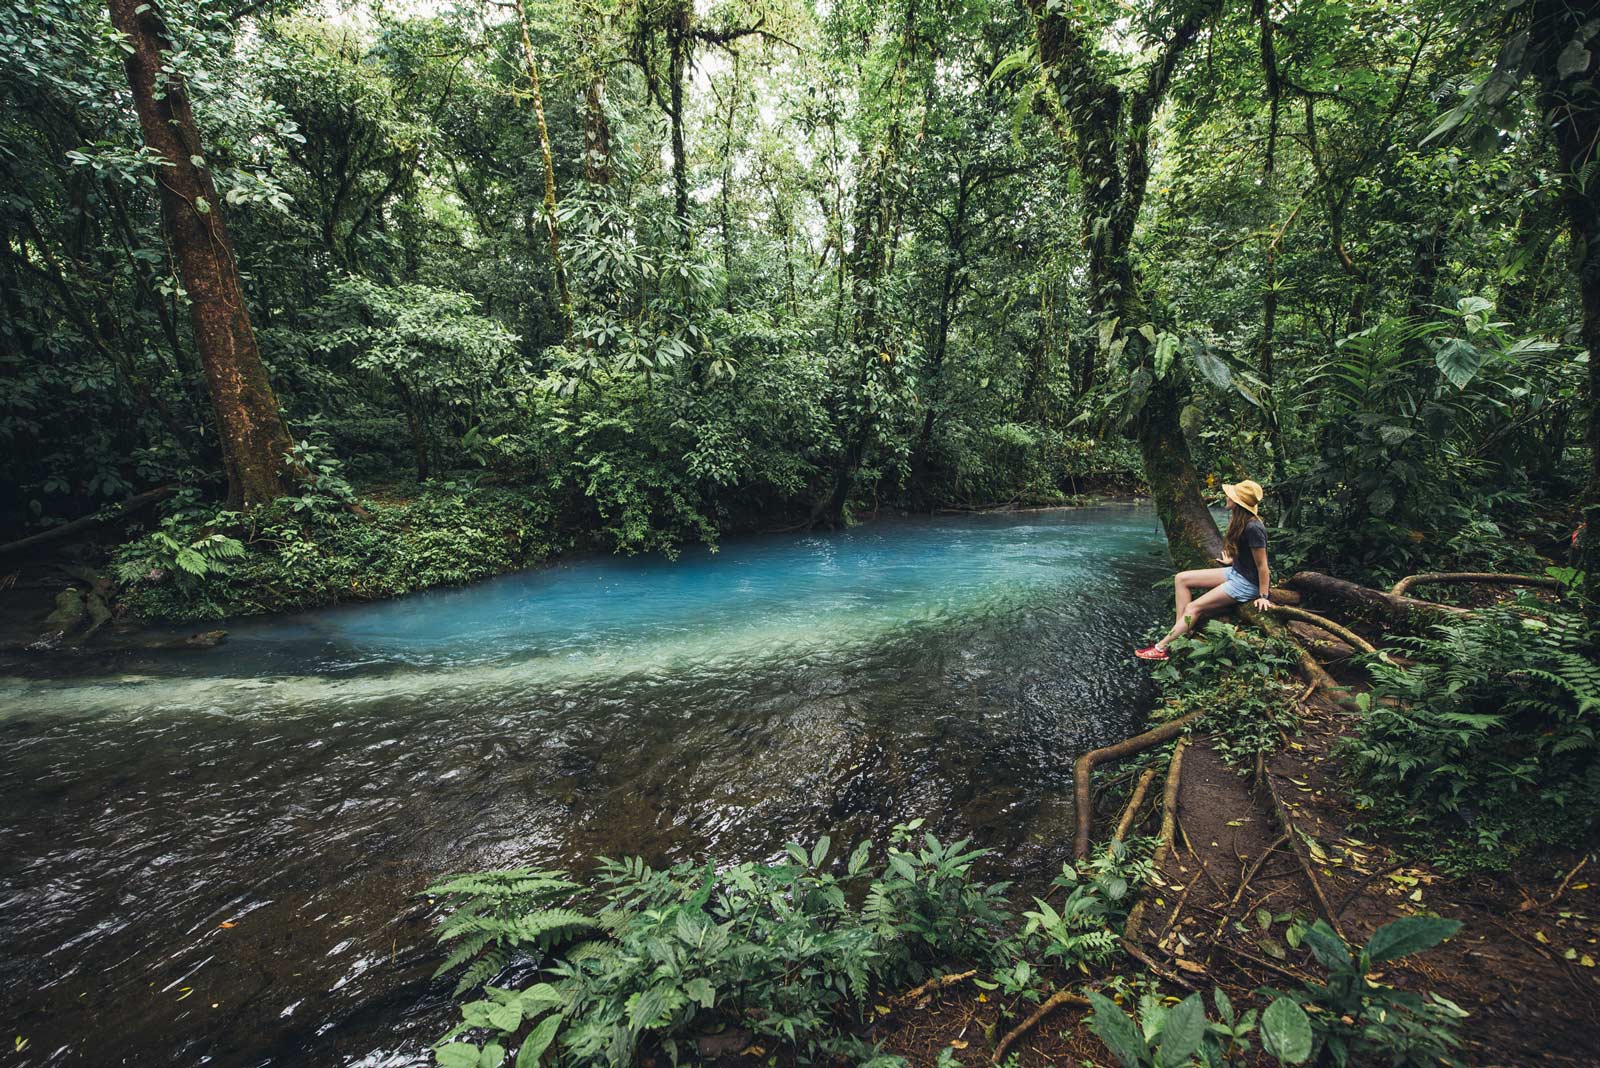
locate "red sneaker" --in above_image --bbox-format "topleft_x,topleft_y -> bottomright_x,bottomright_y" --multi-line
1134,645 -> 1168,661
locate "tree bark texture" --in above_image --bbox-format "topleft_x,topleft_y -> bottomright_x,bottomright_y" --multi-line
1027,0 -> 1223,567
108,0 -> 296,509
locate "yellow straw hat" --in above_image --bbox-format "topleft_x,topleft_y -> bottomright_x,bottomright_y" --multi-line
1222,479 -> 1263,516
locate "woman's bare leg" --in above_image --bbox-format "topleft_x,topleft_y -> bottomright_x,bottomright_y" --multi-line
1172,567 -> 1228,628
1156,583 -> 1237,651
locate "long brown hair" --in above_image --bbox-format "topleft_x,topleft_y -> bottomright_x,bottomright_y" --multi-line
1222,505 -> 1261,561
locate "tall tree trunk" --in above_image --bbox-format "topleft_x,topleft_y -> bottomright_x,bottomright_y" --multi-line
1528,0 -> 1600,601
1027,0 -> 1222,566
518,0 -> 572,335
107,0 -> 295,510
668,1 -> 691,246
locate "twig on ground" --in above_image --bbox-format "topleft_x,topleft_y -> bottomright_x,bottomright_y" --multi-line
1523,855 -> 1590,913
1120,936 -> 1199,989
1218,832 -> 1291,933
1262,769 -> 1349,942
893,969 -> 977,1006
990,988 -> 1090,1064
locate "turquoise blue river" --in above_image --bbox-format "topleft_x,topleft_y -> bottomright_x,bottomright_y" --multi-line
0,504 -> 1172,1066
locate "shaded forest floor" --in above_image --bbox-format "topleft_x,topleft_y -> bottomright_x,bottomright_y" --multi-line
865,651 -> 1600,1066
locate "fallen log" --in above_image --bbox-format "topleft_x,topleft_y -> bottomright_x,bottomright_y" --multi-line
1389,571 -> 1564,598
1074,711 -> 1202,861
893,969 -> 976,1006
0,485 -> 176,561
1286,571 -> 1472,625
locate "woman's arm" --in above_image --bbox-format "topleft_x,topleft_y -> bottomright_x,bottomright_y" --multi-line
1252,545 -> 1272,609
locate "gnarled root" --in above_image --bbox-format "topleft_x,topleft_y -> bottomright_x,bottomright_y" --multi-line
1264,604 -> 1376,655
1389,571 -> 1564,598
1123,737 -> 1187,944
1110,767 -> 1159,849
1074,710 -> 1202,861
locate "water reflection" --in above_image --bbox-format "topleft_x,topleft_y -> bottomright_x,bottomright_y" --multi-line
1,505 -> 1170,1066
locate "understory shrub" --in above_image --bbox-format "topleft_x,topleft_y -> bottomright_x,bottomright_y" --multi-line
1151,622 -> 1301,768
115,480 -> 560,621
424,822 -> 1012,1067
1342,605 -> 1600,869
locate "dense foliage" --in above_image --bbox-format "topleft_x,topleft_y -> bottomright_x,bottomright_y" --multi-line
1345,600 -> 1600,869
4,0 -> 1598,615
422,823 -> 1151,1067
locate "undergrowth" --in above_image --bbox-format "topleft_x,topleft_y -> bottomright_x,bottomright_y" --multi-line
1343,602 -> 1600,871
422,824 -> 1152,1068
1151,621 -> 1301,770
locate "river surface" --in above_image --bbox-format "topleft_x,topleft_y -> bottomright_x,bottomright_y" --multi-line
1,504 -> 1172,1067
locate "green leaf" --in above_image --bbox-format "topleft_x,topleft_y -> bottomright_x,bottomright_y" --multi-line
1300,920 -> 1351,971
194,196 -> 211,214
684,977 -> 716,1008
1434,337 -> 1482,389
1363,916 -> 1462,964
1158,993 -> 1206,1064
486,1002 -> 521,1032
1260,997 -> 1312,1064
1086,991 -> 1148,1068
435,1044 -> 480,1068
1557,39 -> 1591,79
515,1014 -> 561,1068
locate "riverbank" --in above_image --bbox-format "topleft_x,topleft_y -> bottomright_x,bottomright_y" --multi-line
865,578 -> 1600,1067
0,473 -> 1146,652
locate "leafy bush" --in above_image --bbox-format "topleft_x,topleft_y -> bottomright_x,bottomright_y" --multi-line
115,481 -> 559,620
1343,606 -> 1600,868
1151,622 -> 1301,768
424,823 -> 1011,1067
1283,917 -> 1467,1068
1021,839 -> 1154,967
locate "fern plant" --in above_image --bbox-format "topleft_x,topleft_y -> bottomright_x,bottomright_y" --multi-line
1022,837 -> 1154,967
425,829 -> 1011,1067
1342,606 -> 1600,867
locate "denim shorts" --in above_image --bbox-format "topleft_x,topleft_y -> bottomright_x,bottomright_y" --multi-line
1220,567 -> 1259,603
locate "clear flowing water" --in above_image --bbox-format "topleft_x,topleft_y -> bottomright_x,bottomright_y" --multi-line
0,504 -> 1172,1067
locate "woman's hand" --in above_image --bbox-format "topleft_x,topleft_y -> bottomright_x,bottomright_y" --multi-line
1252,596 -> 1273,611
1216,554 -> 1233,565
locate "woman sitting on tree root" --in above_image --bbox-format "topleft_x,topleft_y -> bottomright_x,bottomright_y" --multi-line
1136,479 -> 1272,661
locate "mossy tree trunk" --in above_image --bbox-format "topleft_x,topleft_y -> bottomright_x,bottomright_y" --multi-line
1529,0 -> 1600,604
108,0 -> 296,510
1026,0 -> 1223,566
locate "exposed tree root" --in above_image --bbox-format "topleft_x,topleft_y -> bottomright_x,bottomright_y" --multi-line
1242,606 -> 1355,708
1287,571 -> 1472,624
1074,710 -> 1202,861
1124,738 -> 1187,943
990,988 -> 1090,1064
1389,571 -> 1564,598
1110,767 -> 1159,849
1264,604 -> 1376,654
1261,768 -> 1349,942
893,969 -> 977,1006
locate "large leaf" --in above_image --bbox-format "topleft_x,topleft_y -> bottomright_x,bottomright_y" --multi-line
515,1014 -> 561,1068
1363,916 -> 1462,964
1086,991 -> 1148,1068
1158,992 -> 1207,1065
1434,337 -> 1483,389
1299,920 -> 1351,971
1260,997 -> 1313,1064
1190,341 -> 1233,390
